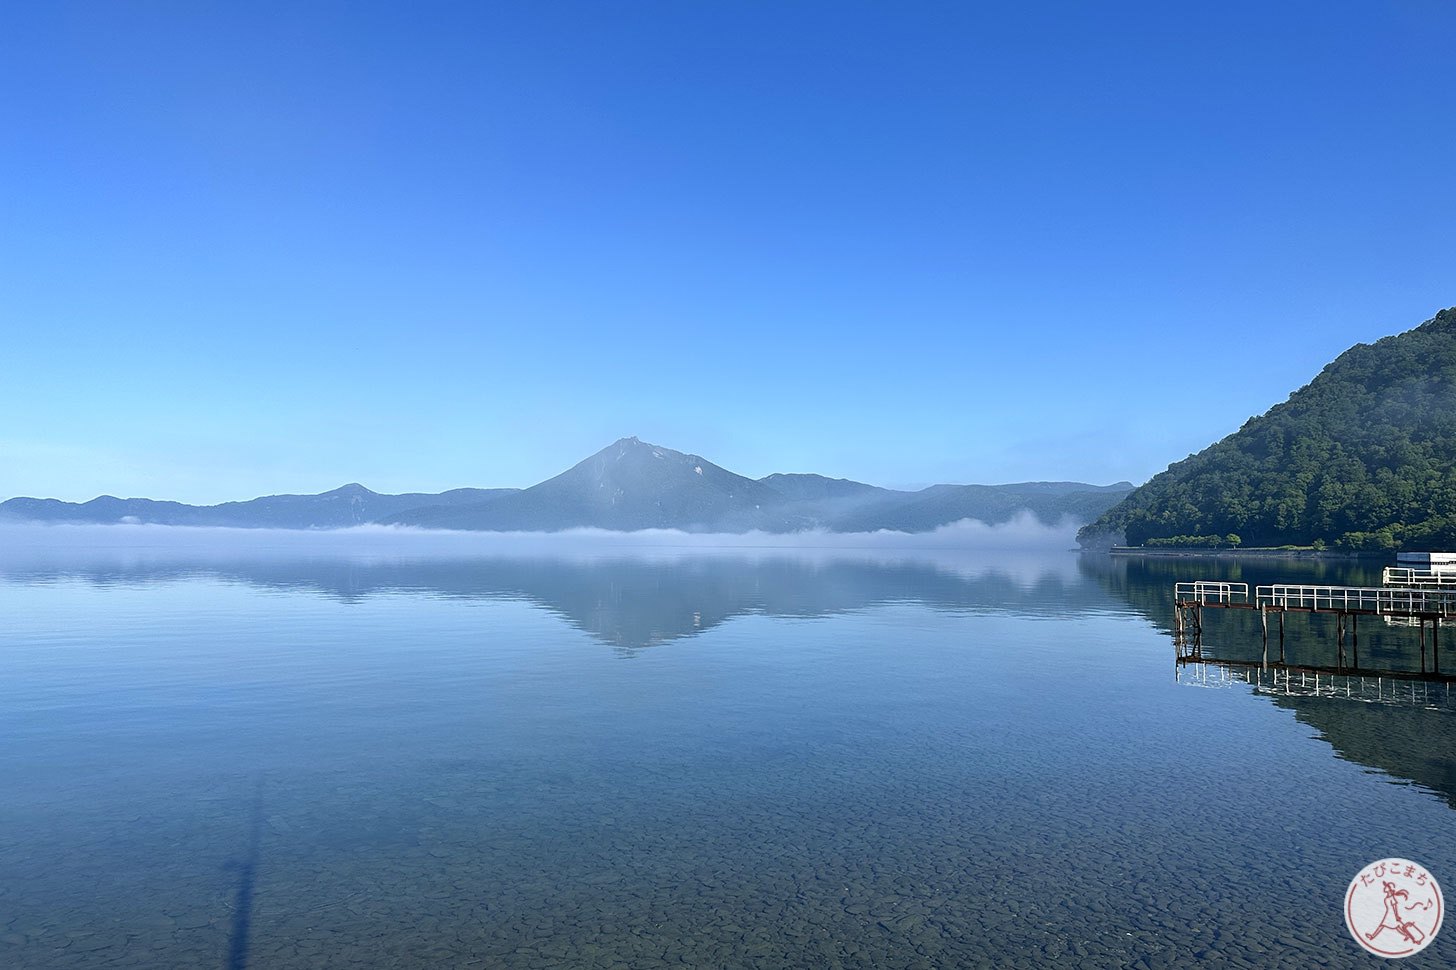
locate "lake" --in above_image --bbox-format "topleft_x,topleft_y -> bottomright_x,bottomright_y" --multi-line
2,530 -> 1453,968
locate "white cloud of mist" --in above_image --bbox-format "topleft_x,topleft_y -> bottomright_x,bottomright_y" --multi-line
0,513 -> 1083,587
0,512 -> 1077,553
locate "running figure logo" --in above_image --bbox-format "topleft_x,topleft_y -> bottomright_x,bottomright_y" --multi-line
1345,859 -> 1443,958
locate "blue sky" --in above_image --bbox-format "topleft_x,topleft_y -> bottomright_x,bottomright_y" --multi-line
2,1 -> 1453,503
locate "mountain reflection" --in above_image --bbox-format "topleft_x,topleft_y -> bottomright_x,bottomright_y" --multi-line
1082,553 -> 1456,810
9,534 -> 1451,812
0,540 -> 1115,651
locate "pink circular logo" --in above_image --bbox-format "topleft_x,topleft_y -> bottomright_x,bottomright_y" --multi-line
1345,859 -> 1443,958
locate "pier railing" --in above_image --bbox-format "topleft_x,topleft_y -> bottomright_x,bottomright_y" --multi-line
1174,581 -> 1248,604
1255,584 -> 1456,617
1171,576 -> 1452,677
1383,566 -> 1456,589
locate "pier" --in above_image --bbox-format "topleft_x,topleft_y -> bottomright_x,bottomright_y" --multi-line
1173,578 -> 1456,679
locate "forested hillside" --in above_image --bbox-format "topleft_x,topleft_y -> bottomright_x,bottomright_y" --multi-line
1080,307 -> 1456,550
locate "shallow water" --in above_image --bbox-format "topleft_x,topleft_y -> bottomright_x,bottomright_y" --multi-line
1,536 -> 1453,968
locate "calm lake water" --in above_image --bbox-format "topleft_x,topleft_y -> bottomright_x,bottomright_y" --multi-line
2,531 -> 1453,968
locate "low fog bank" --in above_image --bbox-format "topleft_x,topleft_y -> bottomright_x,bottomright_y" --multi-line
0,511 -> 1078,549
0,514 -> 1082,586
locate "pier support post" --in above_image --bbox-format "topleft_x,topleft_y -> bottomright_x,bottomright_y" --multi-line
1420,620 -> 1427,674
1352,614 -> 1358,669
1436,619 -> 1441,675
1261,606 -> 1268,670
1278,611 -> 1285,663
1337,613 -> 1346,671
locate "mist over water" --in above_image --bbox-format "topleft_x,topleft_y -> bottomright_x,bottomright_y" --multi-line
0,516 -> 1084,590
0,511 -> 1081,551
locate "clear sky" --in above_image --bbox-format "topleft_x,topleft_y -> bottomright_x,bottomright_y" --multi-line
2,1 -> 1453,503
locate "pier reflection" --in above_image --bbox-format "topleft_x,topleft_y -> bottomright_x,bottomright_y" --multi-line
1178,662 -> 1456,709
1084,552 -> 1456,810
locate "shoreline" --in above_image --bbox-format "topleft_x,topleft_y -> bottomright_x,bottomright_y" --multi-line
1100,546 -> 1385,561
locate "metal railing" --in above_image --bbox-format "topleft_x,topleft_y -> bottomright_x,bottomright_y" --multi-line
1174,581 -> 1249,604
1256,584 -> 1456,617
1383,566 -> 1456,589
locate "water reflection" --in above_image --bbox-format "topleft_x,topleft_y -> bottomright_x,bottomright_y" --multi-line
3,536 -> 1456,968
1083,553 -> 1456,810
0,541 -> 1114,652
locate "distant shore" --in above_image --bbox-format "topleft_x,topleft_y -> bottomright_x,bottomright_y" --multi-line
1102,546 -> 1385,561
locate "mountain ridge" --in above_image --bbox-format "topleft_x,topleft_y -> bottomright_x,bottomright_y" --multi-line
2,436 -> 1134,534
1079,306 -> 1456,550
0,486 -> 520,530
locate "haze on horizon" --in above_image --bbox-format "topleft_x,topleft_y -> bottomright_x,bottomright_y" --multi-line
3,3 -> 1453,505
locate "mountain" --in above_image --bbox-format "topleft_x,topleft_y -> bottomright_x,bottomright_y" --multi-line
386,440 -> 1134,533
750,473 -> 921,529
756,473 -> 900,503
0,484 -> 517,529
199,484 -> 520,528
828,481 -> 1136,532
990,481 -> 1136,497
1079,306 -> 1456,550
388,437 -> 807,532
2,437 -> 1131,534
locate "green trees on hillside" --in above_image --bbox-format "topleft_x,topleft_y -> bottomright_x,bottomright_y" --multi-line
1079,308 -> 1456,551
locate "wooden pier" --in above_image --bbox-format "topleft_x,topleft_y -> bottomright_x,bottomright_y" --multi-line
1173,580 -> 1456,679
